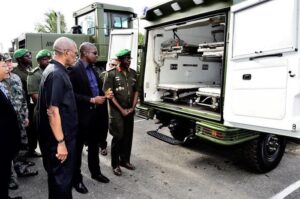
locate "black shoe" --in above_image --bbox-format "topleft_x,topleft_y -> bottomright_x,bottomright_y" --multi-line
120,162 -> 136,170
8,196 -> 22,199
17,167 -> 38,177
27,151 -> 42,158
91,173 -> 110,183
8,178 -> 18,190
21,160 -> 35,167
73,181 -> 88,194
112,167 -> 122,176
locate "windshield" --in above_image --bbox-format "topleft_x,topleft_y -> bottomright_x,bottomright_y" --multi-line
112,13 -> 130,28
77,11 -> 95,35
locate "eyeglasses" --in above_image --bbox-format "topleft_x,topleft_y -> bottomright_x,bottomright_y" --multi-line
87,51 -> 98,56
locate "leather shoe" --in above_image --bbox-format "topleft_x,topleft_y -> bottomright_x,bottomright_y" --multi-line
8,178 -> 18,190
21,160 -> 35,167
8,196 -> 22,199
112,167 -> 122,176
91,173 -> 110,183
73,181 -> 88,194
120,162 -> 136,170
17,167 -> 38,177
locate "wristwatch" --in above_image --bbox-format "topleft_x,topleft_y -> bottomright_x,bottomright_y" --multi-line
57,139 -> 65,144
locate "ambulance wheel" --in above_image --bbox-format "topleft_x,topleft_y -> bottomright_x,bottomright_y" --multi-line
169,119 -> 188,141
243,134 -> 286,173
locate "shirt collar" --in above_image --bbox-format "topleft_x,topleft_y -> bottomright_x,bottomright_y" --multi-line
50,59 -> 68,72
117,66 -> 130,73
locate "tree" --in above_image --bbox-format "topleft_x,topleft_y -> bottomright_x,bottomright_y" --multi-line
138,32 -> 145,46
35,10 -> 67,33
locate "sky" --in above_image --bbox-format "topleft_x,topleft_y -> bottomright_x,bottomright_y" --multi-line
0,0 -> 167,52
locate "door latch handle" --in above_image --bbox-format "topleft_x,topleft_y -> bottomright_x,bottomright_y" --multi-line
289,71 -> 296,77
242,74 -> 251,80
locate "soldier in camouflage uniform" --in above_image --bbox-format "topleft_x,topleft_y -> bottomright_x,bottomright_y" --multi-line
103,49 -> 139,176
3,55 -> 38,190
3,55 -> 29,148
13,49 -> 41,158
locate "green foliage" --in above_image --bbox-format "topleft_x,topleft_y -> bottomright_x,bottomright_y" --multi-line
138,32 -> 144,46
35,10 -> 67,33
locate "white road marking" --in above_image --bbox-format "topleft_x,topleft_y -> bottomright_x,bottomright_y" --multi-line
134,119 -> 146,123
270,180 -> 300,199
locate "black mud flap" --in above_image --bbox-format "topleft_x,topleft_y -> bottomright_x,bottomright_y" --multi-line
147,130 -> 183,145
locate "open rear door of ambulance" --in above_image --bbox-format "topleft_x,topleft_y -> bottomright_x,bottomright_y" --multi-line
106,29 -> 138,71
224,0 -> 300,138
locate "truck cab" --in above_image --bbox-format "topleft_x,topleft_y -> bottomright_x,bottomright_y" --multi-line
136,0 -> 300,172
11,2 -> 136,67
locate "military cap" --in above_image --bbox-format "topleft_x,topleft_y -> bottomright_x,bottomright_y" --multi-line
116,49 -> 131,58
36,49 -> 52,60
13,48 -> 29,59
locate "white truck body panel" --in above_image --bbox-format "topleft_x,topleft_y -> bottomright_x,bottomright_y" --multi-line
106,29 -> 138,71
224,0 -> 300,138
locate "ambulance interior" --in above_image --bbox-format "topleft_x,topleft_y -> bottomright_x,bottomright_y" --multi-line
143,14 -> 226,118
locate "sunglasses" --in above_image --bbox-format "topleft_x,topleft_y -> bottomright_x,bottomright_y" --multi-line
88,51 -> 98,55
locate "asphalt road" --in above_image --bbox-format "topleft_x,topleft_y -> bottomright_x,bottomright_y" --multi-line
10,118 -> 300,199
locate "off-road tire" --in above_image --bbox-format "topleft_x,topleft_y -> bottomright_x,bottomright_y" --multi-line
243,134 -> 286,173
170,127 -> 186,141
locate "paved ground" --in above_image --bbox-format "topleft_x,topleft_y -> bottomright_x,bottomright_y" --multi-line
10,118 -> 300,199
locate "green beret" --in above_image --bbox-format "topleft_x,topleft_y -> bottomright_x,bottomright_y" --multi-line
13,48 -> 29,59
116,49 -> 131,58
36,49 -> 52,60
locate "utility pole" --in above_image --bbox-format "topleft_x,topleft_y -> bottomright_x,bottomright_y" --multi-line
56,12 -> 61,34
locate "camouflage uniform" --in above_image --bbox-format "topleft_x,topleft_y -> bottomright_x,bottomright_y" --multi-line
3,73 -> 28,146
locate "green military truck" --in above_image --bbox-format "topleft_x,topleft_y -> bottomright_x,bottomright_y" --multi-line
134,0 -> 300,172
11,2 -> 136,67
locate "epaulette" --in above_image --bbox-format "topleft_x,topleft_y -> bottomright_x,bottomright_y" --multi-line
28,67 -> 39,75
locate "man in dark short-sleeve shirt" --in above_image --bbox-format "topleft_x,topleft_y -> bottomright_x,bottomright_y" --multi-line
37,37 -> 78,199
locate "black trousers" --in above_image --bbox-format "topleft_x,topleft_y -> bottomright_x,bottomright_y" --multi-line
109,112 -> 134,169
0,155 -> 12,199
41,139 -> 76,199
73,112 -> 107,183
27,103 -> 38,152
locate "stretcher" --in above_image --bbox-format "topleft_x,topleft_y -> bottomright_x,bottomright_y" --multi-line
195,86 -> 221,109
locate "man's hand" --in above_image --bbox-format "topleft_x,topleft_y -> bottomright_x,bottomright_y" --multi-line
94,96 -> 106,104
121,108 -> 130,117
56,142 -> 68,163
24,118 -> 29,127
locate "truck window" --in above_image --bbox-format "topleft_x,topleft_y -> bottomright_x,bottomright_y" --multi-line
104,12 -> 109,36
231,0 -> 297,59
77,11 -> 96,35
112,13 -> 129,28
